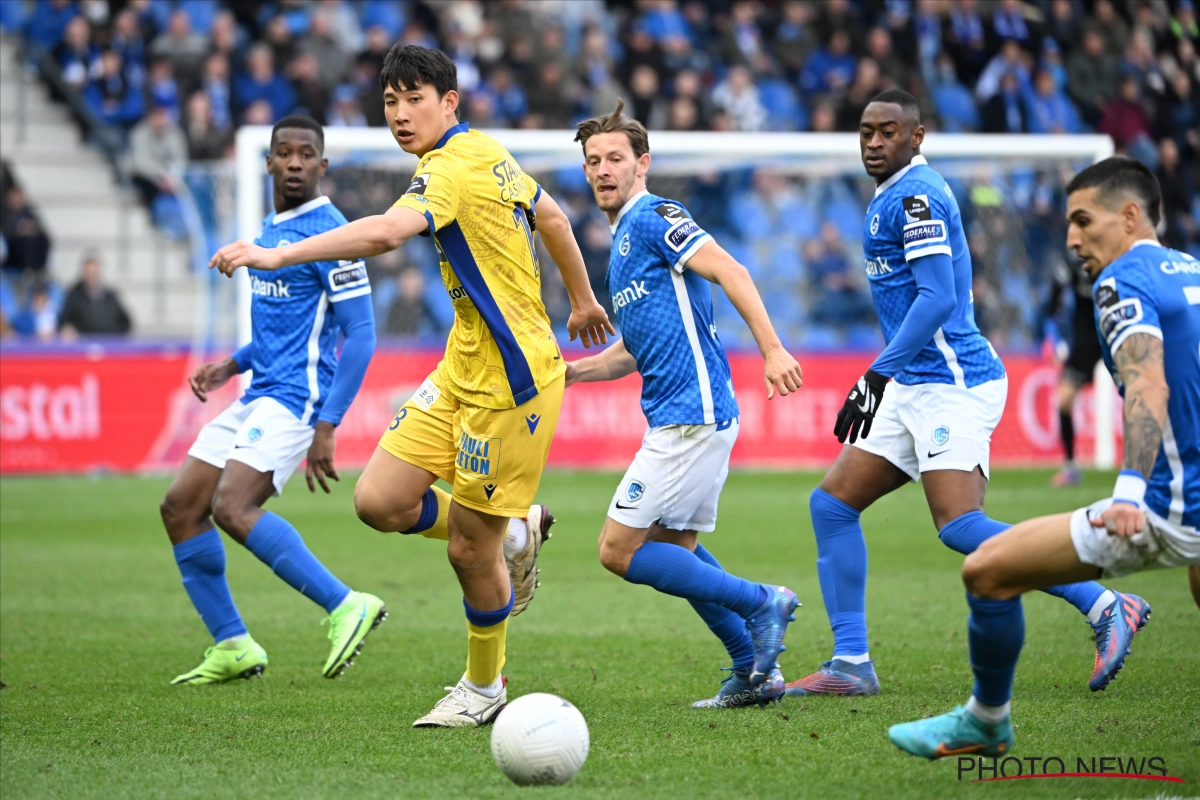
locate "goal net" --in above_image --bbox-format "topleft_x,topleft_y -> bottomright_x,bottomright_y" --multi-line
225,128 -> 1117,470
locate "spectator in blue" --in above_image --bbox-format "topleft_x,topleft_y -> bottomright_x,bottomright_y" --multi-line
773,0 -> 816,75
806,222 -> 873,329
945,0 -> 989,84
358,1 -> 406,41
1024,67 -> 1082,133
24,0 -> 77,52
638,0 -> 692,46
109,9 -> 148,83
1039,37 -> 1067,91
55,16 -> 97,90
981,70 -> 1027,132
991,0 -> 1035,49
975,38 -> 1031,102
84,49 -> 144,128
930,53 -> 979,131
800,30 -> 856,95
233,44 -> 296,123
201,53 -> 233,131
12,282 -> 60,342
913,0 -> 944,84
146,58 -> 180,122
480,66 -> 527,126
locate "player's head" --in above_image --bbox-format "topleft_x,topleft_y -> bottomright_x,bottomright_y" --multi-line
1065,157 -> 1161,277
859,89 -> 924,184
267,116 -> 327,210
379,44 -> 459,156
575,99 -> 651,216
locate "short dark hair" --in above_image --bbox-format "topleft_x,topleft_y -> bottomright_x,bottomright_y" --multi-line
867,89 -> 921,125
1065,156 -> 1162,227
574,98 -> 649,158
271,115 -> 324,153
379,43 -> 457,97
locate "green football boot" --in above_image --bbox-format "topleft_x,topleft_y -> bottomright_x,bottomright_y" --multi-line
171,637 -> 268,685
322,591 -> 387,678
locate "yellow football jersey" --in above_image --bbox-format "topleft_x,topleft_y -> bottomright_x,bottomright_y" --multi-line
393,123 -> 564,409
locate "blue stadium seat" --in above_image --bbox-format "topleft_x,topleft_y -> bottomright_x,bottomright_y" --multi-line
757,78 -> 808,132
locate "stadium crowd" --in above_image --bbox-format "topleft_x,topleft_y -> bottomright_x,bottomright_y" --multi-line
2,0 -> 1197,348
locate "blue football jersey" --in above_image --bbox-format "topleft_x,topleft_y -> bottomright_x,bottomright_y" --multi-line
1093,240 -> 1200,528
862,155 -> 1005,387
606,191 -> 739,427
242,196 -> 371,425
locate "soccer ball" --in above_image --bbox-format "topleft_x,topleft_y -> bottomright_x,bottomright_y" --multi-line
490,693 -> 589,786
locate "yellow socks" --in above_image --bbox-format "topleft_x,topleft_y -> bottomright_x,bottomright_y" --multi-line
403,485 -> 452,540
464,589 -> 514,689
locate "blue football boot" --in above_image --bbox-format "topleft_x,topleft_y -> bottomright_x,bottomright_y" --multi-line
691,665 -> 785,709
744,585 -> 799,684
784,658 -> 880,696
1089,592 -> 1151,692
888,705 -> 1014,760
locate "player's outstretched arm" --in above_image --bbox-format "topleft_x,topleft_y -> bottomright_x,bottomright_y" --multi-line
564,339 -> 637,387
1092,332 -> 1169,537
534,191 -> 615,349
209,207 -> 430,276
684,240 -> 802,399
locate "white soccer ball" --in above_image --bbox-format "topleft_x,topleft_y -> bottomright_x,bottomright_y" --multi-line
491,693 -> 589,786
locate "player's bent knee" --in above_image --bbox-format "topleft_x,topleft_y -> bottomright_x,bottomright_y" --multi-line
962,549 -> 1007,599
353,478 -> 419,532
597,538 -> 631,578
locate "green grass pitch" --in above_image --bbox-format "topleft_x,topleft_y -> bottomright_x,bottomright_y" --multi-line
1,470 -> 1197,799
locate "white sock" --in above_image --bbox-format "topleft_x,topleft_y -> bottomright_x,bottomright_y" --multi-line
217,634 -> 250,647
1086,589 -> 1117,625
463,673 -> 504,698
966,695 -> 1010,724
504,518 -> 528,557
833,653 -> 871,665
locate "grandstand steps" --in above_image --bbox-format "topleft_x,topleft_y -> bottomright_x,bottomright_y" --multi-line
0,34 -> 197,340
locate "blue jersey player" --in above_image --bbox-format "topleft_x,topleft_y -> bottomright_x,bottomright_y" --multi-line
161,117 -> 385,685
564,102 -> 805,708
889,157 -> 1200,760
788,91 -> 1121,698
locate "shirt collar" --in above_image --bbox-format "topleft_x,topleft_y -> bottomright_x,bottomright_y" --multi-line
272,195 -> 330,225
433,121 -> 470,151
874,154 -> 928,197
609,190 -> 649,234
1129,238 -> 1159,250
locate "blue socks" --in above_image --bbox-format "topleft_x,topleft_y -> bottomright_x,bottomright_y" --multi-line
938,511 -> 1107,614
810,488 -> 869,658
967,593 -> 1024,706
625,541 -> 768,617
173,528 -> 247,643
244,512 -> 351,613
689,545 -> 755,672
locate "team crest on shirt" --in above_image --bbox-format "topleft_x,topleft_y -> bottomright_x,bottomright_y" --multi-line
626,480 -> 646,503
619,233 -> 630,257
931,426 -> 950,446
456,429 -> 501,482
870,214 -> 880,236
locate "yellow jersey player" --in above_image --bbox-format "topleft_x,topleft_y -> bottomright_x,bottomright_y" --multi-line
211,44 -> 613,727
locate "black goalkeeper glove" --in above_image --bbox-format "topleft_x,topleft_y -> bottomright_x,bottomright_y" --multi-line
834,369 -> 888,444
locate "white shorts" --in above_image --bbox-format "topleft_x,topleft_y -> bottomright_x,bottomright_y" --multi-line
187,397 -> 314,496
1070,498 -> 1200,578
852,378 -> 1008,481
607,418 -> 738,532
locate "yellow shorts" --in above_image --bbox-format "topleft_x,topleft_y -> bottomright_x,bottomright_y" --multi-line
378,368 -> 564,517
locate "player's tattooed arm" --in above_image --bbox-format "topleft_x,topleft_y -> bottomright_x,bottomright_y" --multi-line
685,240 -> 803,398
1113,332 -> 1169,479
564,339 -> 637,387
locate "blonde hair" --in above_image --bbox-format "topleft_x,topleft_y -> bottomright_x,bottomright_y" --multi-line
574,99 -> 649,158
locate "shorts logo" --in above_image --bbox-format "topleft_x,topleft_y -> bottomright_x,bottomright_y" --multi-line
246,427 -> 263,443
413,378 -> 441,412
626,480 -> 646,503
931,426 -> 950,446
618,233 -> 630,257
525,413 -> 541,435
903,194 -> 932,223
328,260 -> 368,291
484,484 -> 497,500
870,214 -> 880,235
405,174 -> 430,195
456,430 -> 500,481
388,408 -> 407,431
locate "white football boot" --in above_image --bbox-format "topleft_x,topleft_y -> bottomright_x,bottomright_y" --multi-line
412,676 -> 507,728
507,505 -> 555,616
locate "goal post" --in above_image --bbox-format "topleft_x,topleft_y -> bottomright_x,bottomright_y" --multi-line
233,127 -> 1117,467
